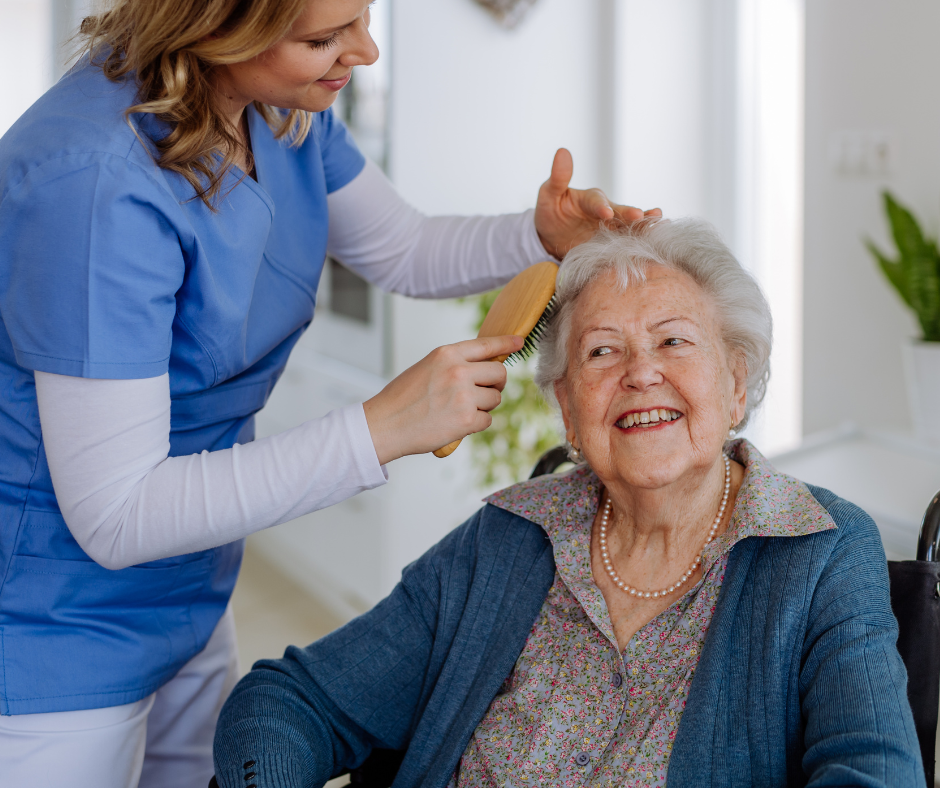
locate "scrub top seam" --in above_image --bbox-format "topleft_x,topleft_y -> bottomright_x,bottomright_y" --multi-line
0,430 -> 46,591
0,150 -> 180,211
0,428 -> 47,712
262,251 -> 319,303
323,152 -> 367,195
122,114 -> 159,169
0,627 -> 6,714
172,307 -> 220,387
186,547 -> 221,656
85,157 -> 104,366
3,675 -> 173,704
9,348 -> 172,366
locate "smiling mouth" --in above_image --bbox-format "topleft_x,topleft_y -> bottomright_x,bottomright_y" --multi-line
615,409 -> 684,430
318,73 -> 351,88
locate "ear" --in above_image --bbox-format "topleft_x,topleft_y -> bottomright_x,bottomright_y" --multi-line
730,353 -> 748,427
554,379 -> 577,443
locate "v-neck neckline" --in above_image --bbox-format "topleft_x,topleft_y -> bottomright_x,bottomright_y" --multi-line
227,105 -> 275,215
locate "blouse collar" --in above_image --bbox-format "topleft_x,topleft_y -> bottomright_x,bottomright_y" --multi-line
484,438 -> 836,566
483,439 -> 835,649
484,439 -> 836,547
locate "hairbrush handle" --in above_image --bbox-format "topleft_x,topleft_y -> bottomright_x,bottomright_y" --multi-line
431,261 -> 558,460
431,350 -> 511,458
433,439 -> 462,458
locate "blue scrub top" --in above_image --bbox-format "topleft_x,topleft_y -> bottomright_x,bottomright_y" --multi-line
0,60 -> 365,714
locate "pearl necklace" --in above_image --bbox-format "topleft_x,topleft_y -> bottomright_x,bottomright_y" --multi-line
598,454 -> 731,599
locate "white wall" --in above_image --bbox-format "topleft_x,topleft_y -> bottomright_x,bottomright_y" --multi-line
614,1 -> 717,223
389,0 -> 604,216
803,0 -> 939,435
612,0 -> 804,455
0,0 -> 53,137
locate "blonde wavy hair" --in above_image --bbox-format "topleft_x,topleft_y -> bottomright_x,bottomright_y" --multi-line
80,0 -> 314,205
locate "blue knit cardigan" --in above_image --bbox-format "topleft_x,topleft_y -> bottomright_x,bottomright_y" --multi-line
213,485 -> 923,787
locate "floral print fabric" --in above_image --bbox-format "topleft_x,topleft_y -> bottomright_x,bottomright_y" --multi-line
449,440 -> 836,788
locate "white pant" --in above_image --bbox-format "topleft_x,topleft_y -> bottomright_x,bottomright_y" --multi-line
0,605 -> 239,788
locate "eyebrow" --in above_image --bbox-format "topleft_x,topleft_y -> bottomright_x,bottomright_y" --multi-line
578,316 -> 699,341
297,1 -> 373,38
578,325 -> 620,339
649,316 -> 695,330
296,20 -> 353,38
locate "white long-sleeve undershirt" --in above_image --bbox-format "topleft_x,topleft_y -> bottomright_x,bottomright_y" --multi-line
37,162 -> 555,570
37,373 -> 387,570
328,159 -> 551,297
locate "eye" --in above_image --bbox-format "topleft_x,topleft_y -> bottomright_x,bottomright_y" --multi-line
309,33 -> 339,50
663,337 -> 685,347
590,346 -> 613,357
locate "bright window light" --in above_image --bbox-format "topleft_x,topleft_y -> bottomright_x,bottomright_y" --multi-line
612,0 -> 805,456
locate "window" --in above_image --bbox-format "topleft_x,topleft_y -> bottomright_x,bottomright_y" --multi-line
611,0 -> 804,454
328,257 -> 371,324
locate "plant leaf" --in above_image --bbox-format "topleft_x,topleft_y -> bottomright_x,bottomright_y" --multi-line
880,191 -> 940,341
865,239 -> 909,307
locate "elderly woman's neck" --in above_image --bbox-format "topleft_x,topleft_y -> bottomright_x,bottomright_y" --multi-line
601,458 -> 746,548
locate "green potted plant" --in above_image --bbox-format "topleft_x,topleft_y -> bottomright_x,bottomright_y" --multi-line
866,191 -> 940,444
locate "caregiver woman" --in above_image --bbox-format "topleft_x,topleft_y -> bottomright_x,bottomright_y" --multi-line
0,0 -> 655,784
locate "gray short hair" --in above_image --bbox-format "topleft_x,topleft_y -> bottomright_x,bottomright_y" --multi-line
535,219 -> 772,430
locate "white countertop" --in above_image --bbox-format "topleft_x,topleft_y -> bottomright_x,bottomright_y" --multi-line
770,424 -> 940,561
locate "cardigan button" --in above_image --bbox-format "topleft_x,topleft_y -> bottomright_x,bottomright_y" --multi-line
611,672 -> 623,688
574,751 -> 591,766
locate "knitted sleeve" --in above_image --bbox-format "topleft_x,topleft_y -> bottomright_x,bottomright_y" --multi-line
210,523 -> 470,788
800,491 -> 924,787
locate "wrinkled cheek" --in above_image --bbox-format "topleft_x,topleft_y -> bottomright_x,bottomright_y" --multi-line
567,376 -> 606,433
686,391 -> 733,451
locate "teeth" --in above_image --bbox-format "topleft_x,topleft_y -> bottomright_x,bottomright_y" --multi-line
618,409 -> 683,429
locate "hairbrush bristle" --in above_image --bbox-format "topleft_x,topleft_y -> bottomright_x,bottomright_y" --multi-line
504,295 -> 558,367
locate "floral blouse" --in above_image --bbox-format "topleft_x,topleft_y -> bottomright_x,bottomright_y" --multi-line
448,439 -> 836,788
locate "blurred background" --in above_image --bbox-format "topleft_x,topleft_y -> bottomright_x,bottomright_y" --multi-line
3,0 -> 939,752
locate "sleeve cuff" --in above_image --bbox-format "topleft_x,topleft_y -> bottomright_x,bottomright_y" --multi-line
14,347 -> 170,379
343,403 -> 389,485
521,208 -> 560,264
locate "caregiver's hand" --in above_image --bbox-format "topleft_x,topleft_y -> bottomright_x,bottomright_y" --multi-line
363,334 -> 524,465
535,148 -> 663,260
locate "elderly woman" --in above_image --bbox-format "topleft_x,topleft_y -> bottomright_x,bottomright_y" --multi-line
213,221 -> 922,787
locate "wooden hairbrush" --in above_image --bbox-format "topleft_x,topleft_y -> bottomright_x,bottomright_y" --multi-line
433,260 -> 559,458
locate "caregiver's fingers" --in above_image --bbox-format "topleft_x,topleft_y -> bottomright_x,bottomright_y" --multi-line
546,148 -> 575,194
474,386 -> 503,413
609,203 -> 651,223
455,334 -> 524,364
564,186 -> 613,221
362,335 -> 522,464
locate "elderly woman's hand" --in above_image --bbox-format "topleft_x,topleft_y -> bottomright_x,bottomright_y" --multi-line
534,148 -> 662,260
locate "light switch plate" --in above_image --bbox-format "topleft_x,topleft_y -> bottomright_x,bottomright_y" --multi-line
828,130 -> 895,178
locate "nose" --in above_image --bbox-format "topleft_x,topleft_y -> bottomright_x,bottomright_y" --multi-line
619,350 -> 664,392
339,16 -> 380,68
